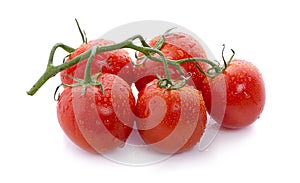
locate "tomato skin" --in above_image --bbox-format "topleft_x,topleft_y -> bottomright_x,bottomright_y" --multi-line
61,39 -> 133,85
135,79 -> 207,154
57,87 -> 96,153
57,74 -> 135,153
134,32 -> 207,91
200,59 -> 265,129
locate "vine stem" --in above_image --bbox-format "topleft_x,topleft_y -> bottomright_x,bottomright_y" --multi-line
27,31 -> 232,95
48,43 -> 75,65
27,35 -> 166,96
83,46 -> 97,83
127,43 -> 170,80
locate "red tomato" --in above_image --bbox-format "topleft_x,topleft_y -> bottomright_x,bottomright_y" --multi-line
57,73 -> 135,153
61,39 -> 133,85
135,79 -> 207,154
200,59 -> 265,129
134,32 -> 207,91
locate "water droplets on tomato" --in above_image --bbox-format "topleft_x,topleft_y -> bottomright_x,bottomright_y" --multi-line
90,103 -> 96,109
78,120 -> 85,125
99,106 -> 113,116
103,119 -> 110,125
96,120 -> 101,126
118,95 -> 123,100
244,92 -> 251,99
177,50 -> 184,57
172,103 -> 180,111
164,49 -> 170,55
236,84 -> 245,94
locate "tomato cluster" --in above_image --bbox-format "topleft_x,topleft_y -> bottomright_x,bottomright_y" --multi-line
54,31 -> 265,154
28,23 -> 265,155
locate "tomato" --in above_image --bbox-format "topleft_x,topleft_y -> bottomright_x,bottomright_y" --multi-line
61,39 -> 133,85
200,59 -> 265,129
134,32 -> 207,91
57,73 -> 135,153
135,79 -> 207,154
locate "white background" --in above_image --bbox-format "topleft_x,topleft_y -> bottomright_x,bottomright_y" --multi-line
1,0 -> 299,182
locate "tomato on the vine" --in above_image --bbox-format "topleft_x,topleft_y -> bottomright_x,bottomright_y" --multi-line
57,73 -> 135,153
135,79 -> 207,154
26,17 -> 268,156
134,32 -> 207,91
200,59 -> 265,129
61,39 -> 133,85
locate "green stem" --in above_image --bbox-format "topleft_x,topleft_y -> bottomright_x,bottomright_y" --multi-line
27,34 -> 163,96
126,43 -> 170,80
83,46 -> 97,83
27,41 -> 129,96
226,49 -> 235,67
27,31 -> 229,95
176,57 -> 219,68
48,43 -> 75,65
75,18 -> 87,44
161,54 -> 171,80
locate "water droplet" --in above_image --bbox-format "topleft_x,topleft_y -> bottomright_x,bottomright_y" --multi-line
90,103 -> 96,109
244,92 -> 251,99
177,50 -> 184,57
103,119 -> 110,125
236,84 -> 245,94
161,48 -> 170,54
173,104 -> 180,111
100,106 -> 113,116
118,94 -> 123,100
78,120 -> 84,125
96,120 -> 101,126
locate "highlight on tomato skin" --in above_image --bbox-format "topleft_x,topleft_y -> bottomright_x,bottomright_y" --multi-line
200,59 -> 266,129
135,79 -> 207,154
56,73 -> 135,153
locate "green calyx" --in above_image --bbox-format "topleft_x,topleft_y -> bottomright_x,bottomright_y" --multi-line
156,74 -> 191,90
64,72 -> 104,96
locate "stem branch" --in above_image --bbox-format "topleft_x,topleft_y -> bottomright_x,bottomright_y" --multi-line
83,46 -> 97,83
27,31 -> 231,95
27,35 -> 161,95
